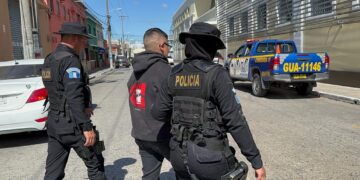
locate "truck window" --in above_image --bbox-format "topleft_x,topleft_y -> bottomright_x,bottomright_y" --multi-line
244,44 -> 252,56
268,42 -> 295,53
256,43 -> 267,53
235,45 -> 246,57
281,43 -> 295,53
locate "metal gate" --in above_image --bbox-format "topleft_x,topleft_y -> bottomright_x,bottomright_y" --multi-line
8,0 -> 24,60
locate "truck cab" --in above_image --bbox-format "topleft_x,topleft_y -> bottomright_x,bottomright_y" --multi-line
229,39 -> 330,96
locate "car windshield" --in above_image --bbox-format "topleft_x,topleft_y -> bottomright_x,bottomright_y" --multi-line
0,64 -> 42,80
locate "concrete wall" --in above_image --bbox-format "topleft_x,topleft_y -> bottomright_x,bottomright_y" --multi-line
304,22 -> 360,72
0,0 -> 13,61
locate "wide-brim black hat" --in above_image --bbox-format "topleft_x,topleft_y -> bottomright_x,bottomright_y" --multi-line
54,22 -> 90,38
179,22 -> 226,49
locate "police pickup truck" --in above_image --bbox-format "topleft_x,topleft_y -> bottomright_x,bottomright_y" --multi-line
228,39 -> 329,97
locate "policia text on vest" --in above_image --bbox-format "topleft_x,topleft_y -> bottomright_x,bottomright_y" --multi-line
175,73 -> 201,88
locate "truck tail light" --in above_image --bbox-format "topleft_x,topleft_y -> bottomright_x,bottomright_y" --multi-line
26,88 -> 47,103
325,54 -> 330,70
270,56 -> 280,71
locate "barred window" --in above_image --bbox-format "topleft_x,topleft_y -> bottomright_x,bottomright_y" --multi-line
279,0 -> 293,24
229,17 -> 235,36
311,0 -> 333,16
241,11 -> 248,33
257,3 -> 267,29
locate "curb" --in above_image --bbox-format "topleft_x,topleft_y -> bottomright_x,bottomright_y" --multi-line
312,91 -> 360,105
89,68 -> 113,80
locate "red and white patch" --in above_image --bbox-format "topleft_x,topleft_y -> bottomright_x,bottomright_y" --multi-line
129,82 -> 147,109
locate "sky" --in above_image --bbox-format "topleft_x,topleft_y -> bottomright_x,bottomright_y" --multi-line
84,0 -> 184,44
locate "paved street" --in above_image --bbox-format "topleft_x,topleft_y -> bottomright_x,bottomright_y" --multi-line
0,68 -> 359,180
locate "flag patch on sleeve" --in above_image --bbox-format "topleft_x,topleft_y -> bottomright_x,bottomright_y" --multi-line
66,67 -> 81,79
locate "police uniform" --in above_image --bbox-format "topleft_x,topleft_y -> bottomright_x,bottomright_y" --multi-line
42,22 -> 105,180
152,22 -> 263,180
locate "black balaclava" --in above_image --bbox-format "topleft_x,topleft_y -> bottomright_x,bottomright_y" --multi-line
184,36 -> 218,62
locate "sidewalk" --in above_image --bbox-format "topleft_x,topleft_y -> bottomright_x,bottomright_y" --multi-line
313,83 -> 360,105
89,68 -> 113,80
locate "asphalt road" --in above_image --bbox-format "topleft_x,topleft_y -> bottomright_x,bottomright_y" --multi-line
0,68 -> 359,180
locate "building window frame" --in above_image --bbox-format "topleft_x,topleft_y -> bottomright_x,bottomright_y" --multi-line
240,11 -> 249,34
228,17 -> 235,36
257,3 -> 267,30
307,0 -> 335,17
277,0 -> 293,25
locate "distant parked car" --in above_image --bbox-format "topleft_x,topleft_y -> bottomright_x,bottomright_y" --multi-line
167,56 -> 174,65
115,55 -> 130,68
213,52 -> 224,65
0,59 -> 48,135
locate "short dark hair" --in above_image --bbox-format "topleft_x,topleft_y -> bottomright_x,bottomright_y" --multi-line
143,28 -> 168,41
143,28 -> 168,51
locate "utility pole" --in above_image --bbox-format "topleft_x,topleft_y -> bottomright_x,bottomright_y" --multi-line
119,15 -> 127,57
106,0 -> 113,68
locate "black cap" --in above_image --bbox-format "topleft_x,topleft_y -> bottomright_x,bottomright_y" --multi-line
179,22 -> 226,49
55,22 -> 89,38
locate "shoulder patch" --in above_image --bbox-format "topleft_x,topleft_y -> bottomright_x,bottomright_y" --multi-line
42,68 -> 52,81
66,67 -> 81,79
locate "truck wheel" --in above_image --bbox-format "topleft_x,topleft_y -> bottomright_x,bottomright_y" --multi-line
252,73 -> 268,97
296,83 -> 313,96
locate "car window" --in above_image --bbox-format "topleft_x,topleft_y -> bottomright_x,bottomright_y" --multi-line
244,44 -> 252,56
280,43 -> 295,53
0,65 -> 42,80
268,42 -> 295,53
234,46 -> 246,57
256,43 -> 267,53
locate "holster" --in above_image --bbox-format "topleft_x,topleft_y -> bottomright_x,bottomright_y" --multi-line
221,161 -> 248,180
93,128 -> 105,154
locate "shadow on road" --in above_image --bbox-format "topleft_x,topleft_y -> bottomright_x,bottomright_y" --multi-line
105,157 -> 136,180
0,131 -> 48,148
160,168 -> 176,180
233,82 -> 320,100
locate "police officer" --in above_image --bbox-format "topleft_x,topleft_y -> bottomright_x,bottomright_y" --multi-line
42,22 -> 106,180
151,22 -> 266,180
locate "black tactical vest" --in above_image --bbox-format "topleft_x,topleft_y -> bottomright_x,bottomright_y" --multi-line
168,60 -> 227,151
42,51 -> 76,112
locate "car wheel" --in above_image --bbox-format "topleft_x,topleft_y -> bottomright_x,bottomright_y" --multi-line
296,83 -> 313,96
252,73 -> 268,97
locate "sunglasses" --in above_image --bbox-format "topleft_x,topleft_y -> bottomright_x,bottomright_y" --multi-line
164,42 -> 172,48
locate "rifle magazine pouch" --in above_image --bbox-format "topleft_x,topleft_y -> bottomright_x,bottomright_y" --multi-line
187,141 -> 230,179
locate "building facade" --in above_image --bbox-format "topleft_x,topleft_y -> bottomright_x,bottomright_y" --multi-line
217,0 -> 360,87
47,0 -> 87,51
85,10 -> 106,71
172,0 -> 217,61
0,0 -> 51,61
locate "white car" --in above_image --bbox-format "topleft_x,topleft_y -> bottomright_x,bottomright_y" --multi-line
0,59 -> 48,135
167,56 -> 174,65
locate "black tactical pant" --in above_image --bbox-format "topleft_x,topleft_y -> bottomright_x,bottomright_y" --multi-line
135,139 -> 171,180
44,134 -> 106,180
169,139 -> 236,180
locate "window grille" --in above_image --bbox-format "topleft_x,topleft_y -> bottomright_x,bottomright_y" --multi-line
279,0 -> 293,24
229,17 -> 235,36
311,0 -> 333,16
257,3 -> 267,29
241,11 -> 249,33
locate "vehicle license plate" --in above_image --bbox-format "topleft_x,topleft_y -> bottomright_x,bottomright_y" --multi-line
293,74 -> 307,79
